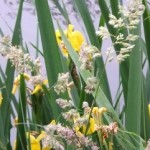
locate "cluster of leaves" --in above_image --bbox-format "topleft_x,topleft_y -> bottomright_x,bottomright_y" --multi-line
0,0 -> 150,150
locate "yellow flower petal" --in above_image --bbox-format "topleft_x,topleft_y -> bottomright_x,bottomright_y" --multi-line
42,146 -> 52,150
43,79 -> 48,85
67,24 -> 74,34
14,117 -> 18,126
12,84 -> 19,95
26,133 -> 41,150
55,30 -> 62,44
92,107 -> 99,117
55,24 -> 84,57
50,120 -> 56,125
61,46 -> 68,57
12,73 -> 30,94
32,79 -> 48,94
29,140 -> 41,150
148,104 -> 150,118
0,93 -> 3,106
99,107 -> 107,114
69,31 -> 84,52
14,132 -> 45,150
82,117 -> 95,135
92,107 -> 107,126
37,131 -> 46,142
23,73 -> 30,81
32,85 -> 42,94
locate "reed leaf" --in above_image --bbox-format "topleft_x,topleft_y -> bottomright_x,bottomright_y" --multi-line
16,75 -> 27,150
57,23 -> 144,149
58,22 -> 122,126
98,0 -> 130,103
143,0 -> 150,68
0,0 -> 24,149
35,0 -> 68,118
125,26 -> 142,135
74,0 -> 112,103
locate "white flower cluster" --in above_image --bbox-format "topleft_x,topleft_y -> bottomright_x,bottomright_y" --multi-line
54,72 -> 71,94
96,27 -> 110,40
56,98 -> 73,109
85,77 -> 98,94
0,36 -> 11,56
109,14 -> 125,28
42,133 -> 64,150
29,75 -> 44,85
62,109 -> 79,121
0,36 -> 41,73
145,140 -> 150,150
79,43 -> 101,70
44,123 -> 98,150
119,0 -> 145,29
115,34 -> 139,62
96,0 -> 145,63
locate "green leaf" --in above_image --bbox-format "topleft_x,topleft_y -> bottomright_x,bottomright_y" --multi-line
16,74 -> 27,150
141,70 -> 150,140
0,81 -> 7,149
0,0 -> 24,148
143,0 -> 150,68
52,0 -> 70,24
58,23 -> 144,148
125,26 -> 142,135
98,0 -> 130,103
73,0 -> 112,104
0,27 -> 4,36
57,22 -> 122,126
30,42 -> 44,57
35,0 -> 69,118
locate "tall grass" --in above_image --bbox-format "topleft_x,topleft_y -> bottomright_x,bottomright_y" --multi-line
0,0 -> 150,149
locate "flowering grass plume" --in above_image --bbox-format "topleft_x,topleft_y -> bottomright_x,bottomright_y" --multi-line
96,0 -> 145,63
85,77 -> 98,94
43,99 -> 119,149
0,36 -> 41,73
0,0 -> 148,149
54,72 -> 72,94
30,75 -> 48,94
79,43 -> 101,70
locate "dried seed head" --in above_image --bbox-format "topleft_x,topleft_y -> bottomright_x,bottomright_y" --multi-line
54,72 -> 71,94
85,77 -> 97,94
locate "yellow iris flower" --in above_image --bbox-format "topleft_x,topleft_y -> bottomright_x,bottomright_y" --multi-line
14,121 -> 55,150
32,79 -> 48,94
56,24 -> 84,57
14,131 -> 48,150
12,73 -> 48,95
27,132 -> 46,150
82,116 -> 95,135
92,107 -> 107,126
74,115 -> 95,135
12,73 -> 30,94
27,131 -> 52,150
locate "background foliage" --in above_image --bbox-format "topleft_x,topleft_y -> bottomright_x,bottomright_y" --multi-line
0,0 -> 150,149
